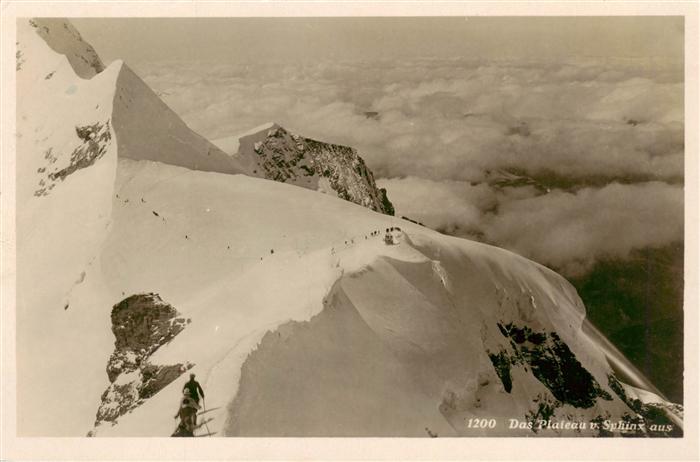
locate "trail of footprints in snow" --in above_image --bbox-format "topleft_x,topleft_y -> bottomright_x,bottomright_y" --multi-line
115,190 -> 410,263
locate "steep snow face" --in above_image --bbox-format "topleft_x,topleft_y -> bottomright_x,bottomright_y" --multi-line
222,232 -> 638,437
24,18 -> 104,78
15,17 -> 247,436
211,122 -> 275,157
215,124 -> 395,215
16,18 -> 120,436
111,64 -> 249,175
21,18 -> 249,175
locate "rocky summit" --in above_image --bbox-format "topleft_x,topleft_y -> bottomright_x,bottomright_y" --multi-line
234,123 -> 394,215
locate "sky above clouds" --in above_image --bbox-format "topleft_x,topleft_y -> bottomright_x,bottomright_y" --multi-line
73,16 -> 684,65
72,17 -> 684,276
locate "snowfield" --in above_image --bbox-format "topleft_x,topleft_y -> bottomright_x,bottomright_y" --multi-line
212,121 -> 276,157
14,17 -> 682,438
16,18 -> 121,436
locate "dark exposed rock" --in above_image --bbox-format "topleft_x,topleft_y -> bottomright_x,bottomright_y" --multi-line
49,122 -> 112,182
16,46 -> 24,71
379,188 -> 395,216
240,124 -> 394,215
607,375 -> 682,437
94,293 -> 191,427
140,364 -> 186,399
590,412 -> 614,437
35,121 -> 112,197
619,413 -> 648,437
401,216 -> 425,227
110,293 -> 187,355
489,322 -> 611,408
487,351 -> 512,393
525,394 -> 561,434
29,18 -> 105,78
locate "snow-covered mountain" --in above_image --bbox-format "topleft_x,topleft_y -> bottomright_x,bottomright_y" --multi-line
214,123 -> 395,215
17,17 -> 121,437
23,18 -> 105,78
15,18 -> 682,438
112,64 -> 249,176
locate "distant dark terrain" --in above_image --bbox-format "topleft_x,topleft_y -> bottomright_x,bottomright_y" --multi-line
439,167 -> 686,404
569,243 -> 684,403
479,169 -> 685,403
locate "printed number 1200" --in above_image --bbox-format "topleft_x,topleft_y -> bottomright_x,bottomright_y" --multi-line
466,418 -> 496,429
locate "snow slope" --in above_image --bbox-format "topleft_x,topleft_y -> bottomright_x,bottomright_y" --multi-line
15,17 -> 244,436
16,18 -> 124,437
15,18 -> 681,438
112,64 -> 250,175
25,18 -> 105,78
90,159 -> 400,437
211,122 -> 275,158
87,159 -> 676,438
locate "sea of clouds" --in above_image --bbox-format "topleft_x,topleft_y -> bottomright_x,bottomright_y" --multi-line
137,56 -> 684,276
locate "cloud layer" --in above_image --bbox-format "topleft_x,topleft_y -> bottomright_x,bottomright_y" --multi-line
484,182 -> 683,276
379,178 -> 683,276
136,56 -> 684,275
140,57 -> 682,179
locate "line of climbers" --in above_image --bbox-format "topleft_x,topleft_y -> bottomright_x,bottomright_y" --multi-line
170,227 -> 405,437
331,226 -> 404,255
184,225 -> 408,261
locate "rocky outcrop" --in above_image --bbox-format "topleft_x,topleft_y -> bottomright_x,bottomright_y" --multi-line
488,322 -> 612,408
28,18 -> 104,78
237,124 -> 394,215
483,321 -> 683,437
605,375 -> 683,437
94,293 -> 191,427
34,121 -> 113,196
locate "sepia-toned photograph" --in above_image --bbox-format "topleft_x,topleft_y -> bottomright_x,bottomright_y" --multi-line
1,1 -> 698,460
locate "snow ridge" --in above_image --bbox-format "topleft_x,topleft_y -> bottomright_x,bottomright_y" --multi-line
94,293 -> 192,431
15,17 -> 682,439
16,18 -> 122,436
112,64 -> 249,176
27,18 -> 104,78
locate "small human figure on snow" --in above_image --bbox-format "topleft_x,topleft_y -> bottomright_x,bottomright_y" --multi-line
384,233 -> 393,245
173,388 -> 201,437
183,374 -> 205,405
183,373 -> 205,425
